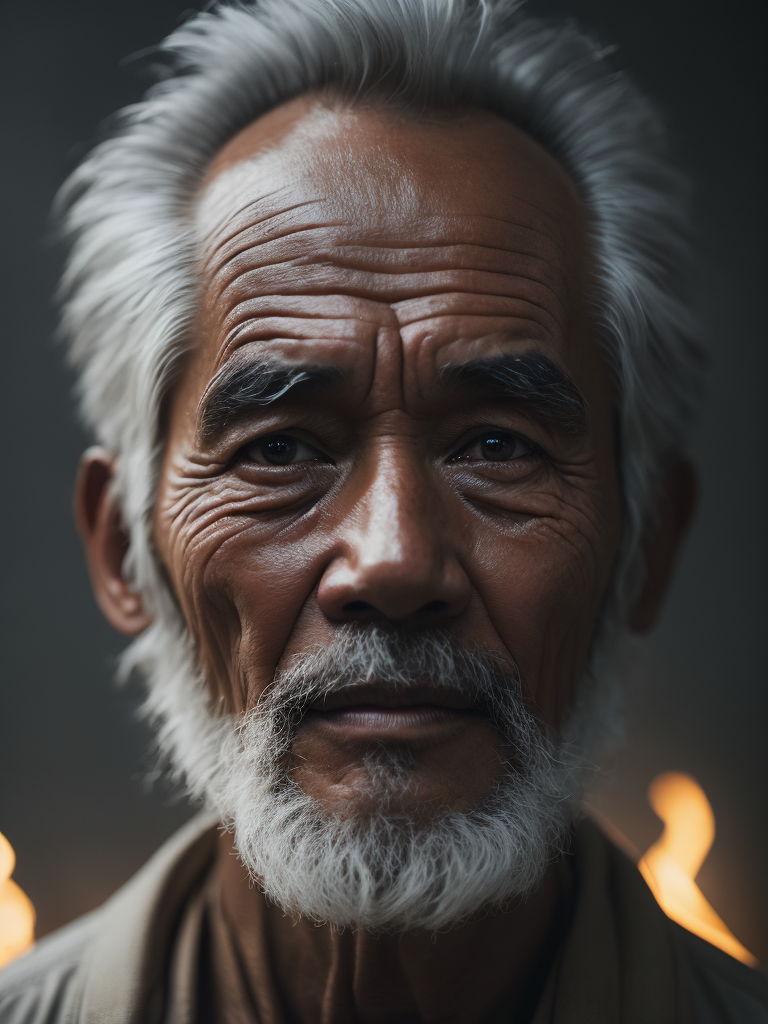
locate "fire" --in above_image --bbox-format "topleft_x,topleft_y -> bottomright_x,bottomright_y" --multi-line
0,831 -> 35,968
639,772 -> 757,966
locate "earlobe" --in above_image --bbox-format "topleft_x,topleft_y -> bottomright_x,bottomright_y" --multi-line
74,447 -> 153,637
628,457 -> 698,633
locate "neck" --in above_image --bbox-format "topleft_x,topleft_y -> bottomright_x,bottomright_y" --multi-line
211,831 -> 572,1024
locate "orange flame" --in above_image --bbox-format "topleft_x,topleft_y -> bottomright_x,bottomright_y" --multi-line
639,772 -> 757,966
0,831 -> 35,968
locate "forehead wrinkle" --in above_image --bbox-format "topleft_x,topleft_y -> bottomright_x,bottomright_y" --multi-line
212,246 -> 568,310
198,197 -> 329,273
310,243 -> 555,278
204,215 -> 347,278
196,188 -> 301,248
201,209 -> 581,328
204,222 -> 357,308
391,294 -> 560,326
196,133 -> 323,224
211,323 -> 378,378
220,317 -> 378,359
206,233 -> 561,294
221,307 -> 365,345
396,316 -> 552,349
218,293 -> 395,331
205,290 -> 396,372
206,206 -> 577,272
210,240 -> 570,305
220,307 -> 395,350
215,312 -> 553,365
201,215 -> 346,293
325,235 -> 563,264
322,253 -> 570,326
201,227 -> 573,354
207,282 -> 569,366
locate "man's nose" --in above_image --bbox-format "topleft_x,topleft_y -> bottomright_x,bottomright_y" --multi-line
316,456 -> 471,623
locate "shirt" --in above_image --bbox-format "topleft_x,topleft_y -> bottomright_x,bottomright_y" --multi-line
1,814 -> 767,1023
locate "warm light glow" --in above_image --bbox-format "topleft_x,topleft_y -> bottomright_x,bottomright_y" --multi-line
0,831 -> 35,968
639,772 -> 757,966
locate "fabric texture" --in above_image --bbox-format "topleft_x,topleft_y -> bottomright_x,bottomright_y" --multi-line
1,813 -> 766,1023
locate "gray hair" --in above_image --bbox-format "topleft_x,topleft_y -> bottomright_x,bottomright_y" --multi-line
57,0 -> 703,766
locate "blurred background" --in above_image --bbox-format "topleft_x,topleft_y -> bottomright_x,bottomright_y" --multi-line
1,0 -> 766,962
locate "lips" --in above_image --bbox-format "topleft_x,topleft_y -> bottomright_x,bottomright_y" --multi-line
307,685 -> 477,714
301,685 -> 481,742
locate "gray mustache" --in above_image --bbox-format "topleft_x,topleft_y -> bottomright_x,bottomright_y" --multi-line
253,626 -> 541,768
266,624 -> 522,703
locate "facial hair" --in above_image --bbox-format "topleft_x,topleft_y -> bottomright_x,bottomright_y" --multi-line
212,626 -> 595,932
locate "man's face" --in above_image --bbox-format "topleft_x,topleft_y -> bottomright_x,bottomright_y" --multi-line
154,96 -> 621,821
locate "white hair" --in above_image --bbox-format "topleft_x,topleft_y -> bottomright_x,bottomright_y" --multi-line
56,0 -> 703,924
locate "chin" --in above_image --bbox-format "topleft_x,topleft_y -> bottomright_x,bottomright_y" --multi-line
222,707 -> 584,932
133,620 -> 618,930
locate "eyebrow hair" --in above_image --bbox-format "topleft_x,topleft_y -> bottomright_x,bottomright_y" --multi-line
198,357 -> 344,442
438,353 -> 588,435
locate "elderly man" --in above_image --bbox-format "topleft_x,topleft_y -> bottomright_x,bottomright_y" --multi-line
1,0 -> 766,1020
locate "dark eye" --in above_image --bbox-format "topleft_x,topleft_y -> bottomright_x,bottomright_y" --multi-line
243,433 -> 328,466
453,431 -> 534,463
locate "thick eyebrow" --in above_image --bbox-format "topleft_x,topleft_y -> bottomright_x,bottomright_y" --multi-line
438,353 -> 588,435
198,357 -> 345,443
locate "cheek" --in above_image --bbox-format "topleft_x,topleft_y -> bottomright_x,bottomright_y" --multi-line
156,475 -> 333,713
467,509 -> 618,725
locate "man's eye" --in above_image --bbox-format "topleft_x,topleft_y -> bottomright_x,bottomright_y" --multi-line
453,431 -> 535,463
243,433 -> 327,466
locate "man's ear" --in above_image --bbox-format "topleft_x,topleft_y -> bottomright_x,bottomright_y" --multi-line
74,447 -> 153,636
629,457 -> 698,633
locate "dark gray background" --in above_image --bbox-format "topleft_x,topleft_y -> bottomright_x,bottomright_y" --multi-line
1,0 -> 766,961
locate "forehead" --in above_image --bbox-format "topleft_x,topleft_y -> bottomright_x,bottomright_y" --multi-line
200,95 -> 585,227
190,95 -> 595,403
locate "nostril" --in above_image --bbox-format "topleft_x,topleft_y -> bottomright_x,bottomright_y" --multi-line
420,600 -> 449,614
343,600 -> 374,614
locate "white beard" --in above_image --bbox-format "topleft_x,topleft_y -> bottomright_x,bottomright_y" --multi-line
123,612 -> 625,932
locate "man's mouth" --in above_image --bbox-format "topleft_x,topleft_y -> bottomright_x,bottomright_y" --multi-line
302,686 -> 480,741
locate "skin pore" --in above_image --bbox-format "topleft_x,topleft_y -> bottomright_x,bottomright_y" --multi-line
76,95 -> 695,1022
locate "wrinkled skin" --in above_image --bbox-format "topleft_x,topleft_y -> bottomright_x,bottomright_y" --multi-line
77,95 -> 695,1023
156,97 -> 621,815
